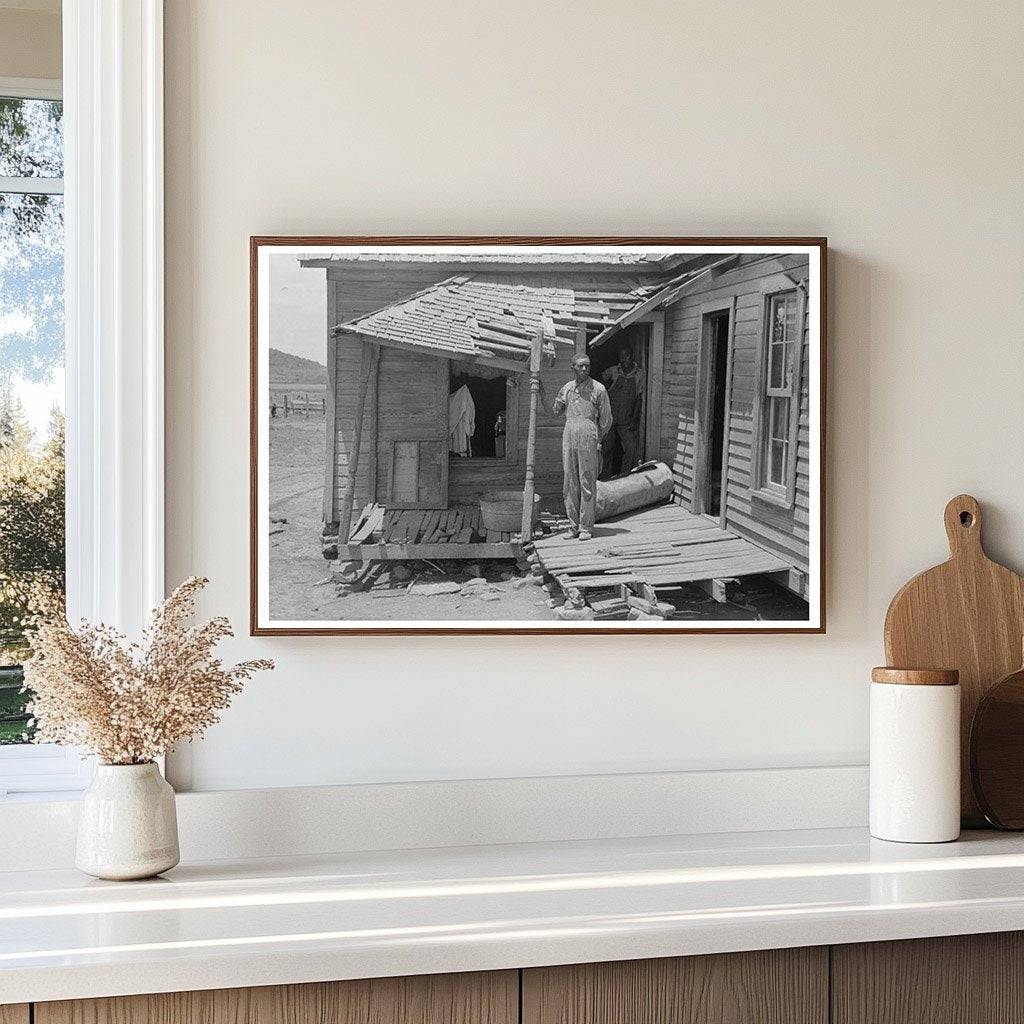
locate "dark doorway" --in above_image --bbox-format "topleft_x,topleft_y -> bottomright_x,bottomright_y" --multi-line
450,367 -> 508,458
703,311 -> 730,517
589,324 -> 650,479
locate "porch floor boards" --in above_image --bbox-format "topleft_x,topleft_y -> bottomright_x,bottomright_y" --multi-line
337,503 -> 520,561
530,501 -> 790,589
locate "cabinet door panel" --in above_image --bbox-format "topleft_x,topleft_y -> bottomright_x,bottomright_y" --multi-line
0,1006 -> 29,1024
36,970 -> 517,1024
523,948 -> 827,1024
832,932 -> 1024,1024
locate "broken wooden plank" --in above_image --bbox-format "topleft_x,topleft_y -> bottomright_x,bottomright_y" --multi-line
696,577 -> 743,603
337,541 -> 518,561
339,561 -> 384,592
568,574 -> 644,590
348,504 -> 385,545
406,510 -> 427,543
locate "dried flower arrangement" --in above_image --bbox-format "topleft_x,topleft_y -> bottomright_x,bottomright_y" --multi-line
22,576 -> 273,765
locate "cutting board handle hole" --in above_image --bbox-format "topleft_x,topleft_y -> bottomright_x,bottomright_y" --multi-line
944,494 -> 982,555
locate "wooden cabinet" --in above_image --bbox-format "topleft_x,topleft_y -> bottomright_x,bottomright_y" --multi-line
34,971 -> 517,1024
522,948 -> 828,1024
832,932 -> 1024,1024
21,932 -> 1024,1024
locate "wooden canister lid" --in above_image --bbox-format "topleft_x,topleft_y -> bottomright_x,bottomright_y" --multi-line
871,667 -> 959,686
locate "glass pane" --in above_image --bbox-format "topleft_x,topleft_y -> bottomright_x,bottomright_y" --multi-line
772,297 -> 788,342
769,340 -> 785,389
769,439 -> 787,486
0,188 -> 65,744
768,294 -> 795,391
770,395 -> 791,442
0,97 -> 63,179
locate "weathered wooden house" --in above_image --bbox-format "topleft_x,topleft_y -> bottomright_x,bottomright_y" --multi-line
300,250 -> 814,602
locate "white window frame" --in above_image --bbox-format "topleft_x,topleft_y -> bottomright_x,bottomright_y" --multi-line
0,0 -> 165,799
752,285 -> 806,509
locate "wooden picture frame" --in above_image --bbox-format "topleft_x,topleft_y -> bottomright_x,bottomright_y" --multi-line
251,237 -> 827,635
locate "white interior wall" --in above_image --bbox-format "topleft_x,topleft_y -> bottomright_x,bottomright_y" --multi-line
163,0 -> 1024,792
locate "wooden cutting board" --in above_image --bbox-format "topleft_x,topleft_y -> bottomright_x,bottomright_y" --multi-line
884,494 -> 1024,826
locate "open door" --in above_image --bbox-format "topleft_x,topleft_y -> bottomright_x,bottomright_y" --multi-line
695,305 -> 732,521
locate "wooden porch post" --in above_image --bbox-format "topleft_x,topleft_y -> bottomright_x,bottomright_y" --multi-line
574,326 -> 587,357
520,328 -> 544,543
338,339 -> 380,544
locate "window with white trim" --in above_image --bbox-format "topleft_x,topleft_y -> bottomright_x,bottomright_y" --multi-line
0,82 -> 87,797
0,4 -> 166,796
755,289 -> 804,504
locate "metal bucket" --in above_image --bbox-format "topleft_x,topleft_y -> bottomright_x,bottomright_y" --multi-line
479,490 -> 541,533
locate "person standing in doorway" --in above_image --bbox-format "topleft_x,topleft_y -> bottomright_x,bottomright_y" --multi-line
541,354 -> 611,541
602,345 -> 645,478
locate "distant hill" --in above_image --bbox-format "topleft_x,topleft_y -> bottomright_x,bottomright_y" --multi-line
269,348 -> 327,386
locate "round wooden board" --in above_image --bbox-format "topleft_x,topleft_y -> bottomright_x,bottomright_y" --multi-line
970,664 -> 1024,829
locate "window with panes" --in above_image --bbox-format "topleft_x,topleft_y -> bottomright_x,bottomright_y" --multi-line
760,290 -> 800,495
0,91 -> 65,748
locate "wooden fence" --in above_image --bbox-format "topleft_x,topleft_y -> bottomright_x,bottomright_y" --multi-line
270,392 -> 326,418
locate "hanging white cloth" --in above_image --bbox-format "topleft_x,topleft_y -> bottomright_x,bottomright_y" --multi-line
448,384 -> 476,457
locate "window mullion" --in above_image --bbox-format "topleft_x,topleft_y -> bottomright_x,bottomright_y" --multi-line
0,176 -> 64,195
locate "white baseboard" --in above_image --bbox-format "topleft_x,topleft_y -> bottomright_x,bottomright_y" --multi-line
0,765 -> 867,872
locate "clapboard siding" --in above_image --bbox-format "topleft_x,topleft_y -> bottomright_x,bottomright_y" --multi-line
329,266 -> 444,522
373,347 -> 447,502
661,255 -> 812,577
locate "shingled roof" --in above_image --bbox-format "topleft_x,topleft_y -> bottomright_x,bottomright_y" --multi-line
332,254 -> 740,367
333,274 -> 656,365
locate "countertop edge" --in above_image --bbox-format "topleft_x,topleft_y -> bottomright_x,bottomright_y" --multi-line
6,897 -> 1024,1005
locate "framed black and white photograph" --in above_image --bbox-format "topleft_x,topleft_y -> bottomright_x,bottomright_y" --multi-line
251,238 -> 826,634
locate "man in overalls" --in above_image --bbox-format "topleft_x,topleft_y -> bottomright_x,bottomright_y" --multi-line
602,345 -> 645,478
545,354 -> 612,541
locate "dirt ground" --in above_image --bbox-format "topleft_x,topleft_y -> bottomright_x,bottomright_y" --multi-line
267,417 -> 809,624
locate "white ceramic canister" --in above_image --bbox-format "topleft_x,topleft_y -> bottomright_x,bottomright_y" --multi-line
869,667 -> 961,843
76,762 -> 180,880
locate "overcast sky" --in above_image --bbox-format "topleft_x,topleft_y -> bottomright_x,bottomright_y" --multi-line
268,254 -> 327,365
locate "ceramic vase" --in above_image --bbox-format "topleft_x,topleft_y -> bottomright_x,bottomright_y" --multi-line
76,762 -> 180,880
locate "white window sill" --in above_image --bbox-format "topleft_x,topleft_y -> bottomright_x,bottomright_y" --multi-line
0,744 -> 94,799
